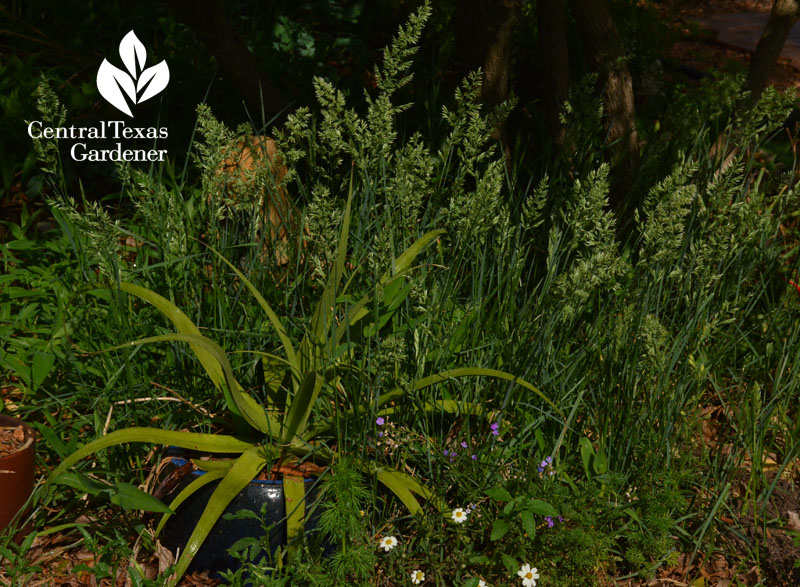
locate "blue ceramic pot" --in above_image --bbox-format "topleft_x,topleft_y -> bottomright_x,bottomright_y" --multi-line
157,455 -> 324,576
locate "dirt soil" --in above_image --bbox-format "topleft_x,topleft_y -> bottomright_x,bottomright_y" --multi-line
664,0 -> 800,93
0,425 -> 29,457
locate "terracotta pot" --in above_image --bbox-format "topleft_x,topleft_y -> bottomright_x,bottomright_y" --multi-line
0,414 -> 37,535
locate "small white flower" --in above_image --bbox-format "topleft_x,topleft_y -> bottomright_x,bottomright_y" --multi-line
378,535 -> 398,552
410,569 -> 425,584
478,580 -> 487,587
517,563 -> 540,587
451,507 -> 468,524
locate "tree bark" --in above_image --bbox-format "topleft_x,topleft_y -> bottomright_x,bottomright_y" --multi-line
455,0 -> 519,105
455,0 -> 520,162
480,0 -> 520,109
168,0 -> 291,122
538,0 -> 570,146
747,0 -> 800,101
573,0 -> 640,178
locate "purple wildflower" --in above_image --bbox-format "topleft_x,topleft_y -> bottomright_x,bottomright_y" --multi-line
376,417 -> 385,426
471,454 -> 477,461
443,449 -> 449,456
558,515 -> 564,523
378,431 -> 384,438
490,422 -> 499,436
460,441 -> 468,449
545,516 -> 554,528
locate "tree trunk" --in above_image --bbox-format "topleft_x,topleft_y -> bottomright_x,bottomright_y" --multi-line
538,0 -> 570,146
573,0 -> 640,182
168,0 -> 291,123
480,0 -> 520,109
747,0 -> 800,101
455,0 -> 520,161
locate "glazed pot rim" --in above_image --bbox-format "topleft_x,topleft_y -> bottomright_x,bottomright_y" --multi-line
167,456 -> 317,485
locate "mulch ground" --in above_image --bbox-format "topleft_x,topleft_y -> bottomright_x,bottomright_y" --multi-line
0,425 -> 27,457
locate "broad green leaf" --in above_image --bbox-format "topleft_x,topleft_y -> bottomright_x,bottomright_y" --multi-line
283,475 -> 306,559
579,437 -> 594,479
490,518 -> 510,541
593,442 -> 608,475
109,482 -> 172,513
52,472 -> 107,496
501,553 -> 518,575
486,487 -> 513,502
520,510 -> 536,539
32,351 -> 55,387
170,447 -> 266,586
35,423 -> 67,458
368,466 -> 440,515
527,499 -> 558,517
389,229 -> 445,278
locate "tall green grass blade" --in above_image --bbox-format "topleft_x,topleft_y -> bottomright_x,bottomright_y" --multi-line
205,248 -> 299,378
309,180 -> 353,348
387,229 -> 445,278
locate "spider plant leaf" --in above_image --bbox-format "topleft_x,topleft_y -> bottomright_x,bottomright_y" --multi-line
105,333 -> 278,436
155,469 -> 227,537
282,475 -> 306,559
50,427 -> 252,482
118,282 -> 225,390
281,370 -> 321,444
369,466 -> 441,515
192,459 -> 235,473
169,447 -> 266,586
379,367 -> 564,420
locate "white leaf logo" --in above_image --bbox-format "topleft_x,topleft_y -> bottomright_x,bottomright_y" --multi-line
96,30 -> 169,117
